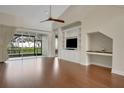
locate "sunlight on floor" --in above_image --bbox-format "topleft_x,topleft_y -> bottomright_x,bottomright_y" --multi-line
53,57 -> 59,76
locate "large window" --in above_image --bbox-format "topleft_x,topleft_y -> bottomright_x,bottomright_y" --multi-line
8,32 -> 42,57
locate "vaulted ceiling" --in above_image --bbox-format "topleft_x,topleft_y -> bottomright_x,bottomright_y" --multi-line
0,5 -> 69,31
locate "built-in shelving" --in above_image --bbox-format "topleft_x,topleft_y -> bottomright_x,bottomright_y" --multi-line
86,51 -> 112,56
86,32 -> 113,68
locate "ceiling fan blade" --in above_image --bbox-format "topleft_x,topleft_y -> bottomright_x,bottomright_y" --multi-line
50,18 -> 65,23
40,18 -> 64,23
40,5 -> 65,23
40,19 -> 49,23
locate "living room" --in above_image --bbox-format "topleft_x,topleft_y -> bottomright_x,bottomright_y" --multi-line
0,1 -> 124,91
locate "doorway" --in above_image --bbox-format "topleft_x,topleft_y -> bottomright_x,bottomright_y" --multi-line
55,35 -> 58,56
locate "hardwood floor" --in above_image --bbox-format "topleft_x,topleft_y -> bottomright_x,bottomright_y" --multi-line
0,57 -> 124,88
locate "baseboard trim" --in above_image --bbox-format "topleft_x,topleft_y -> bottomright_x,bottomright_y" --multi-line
59,58 -> 82,66
82,63 -> 112,68
80,63 -> 89,66
91,63 -> 112,68
58,57 -> 81,64
112,69 -> 124,76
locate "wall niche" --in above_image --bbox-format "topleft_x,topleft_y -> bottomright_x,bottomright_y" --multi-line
86,32 -> 113,68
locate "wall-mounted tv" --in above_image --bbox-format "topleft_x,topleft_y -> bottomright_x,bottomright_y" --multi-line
66,38 -> 77,49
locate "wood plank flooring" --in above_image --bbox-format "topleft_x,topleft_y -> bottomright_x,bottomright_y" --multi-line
0,57 -> 124,88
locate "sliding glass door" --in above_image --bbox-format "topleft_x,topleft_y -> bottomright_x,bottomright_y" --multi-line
8,32 -> 42,58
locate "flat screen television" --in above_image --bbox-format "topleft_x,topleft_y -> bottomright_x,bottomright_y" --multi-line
66,38 -> 77,49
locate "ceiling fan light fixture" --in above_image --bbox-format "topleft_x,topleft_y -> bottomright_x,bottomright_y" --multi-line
40,5 -> 65,23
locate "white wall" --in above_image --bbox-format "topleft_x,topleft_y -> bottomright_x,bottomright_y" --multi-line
0,13 -> 16,26
52,6 -> 124,76
0,25 -> 16,62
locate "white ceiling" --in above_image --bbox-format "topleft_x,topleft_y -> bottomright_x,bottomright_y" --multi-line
0,5 -> 69,31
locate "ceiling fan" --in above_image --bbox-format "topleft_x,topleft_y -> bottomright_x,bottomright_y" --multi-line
40,5 -> 65,23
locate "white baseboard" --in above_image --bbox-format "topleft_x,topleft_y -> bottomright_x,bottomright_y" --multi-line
91,63 -> 112,68
112,69 -> 124,76
59,58 -> 80,64
81,63 -> 112,68
80,61 -> 91,66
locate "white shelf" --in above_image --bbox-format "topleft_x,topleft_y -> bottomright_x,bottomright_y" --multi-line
86,52 -> 112,56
